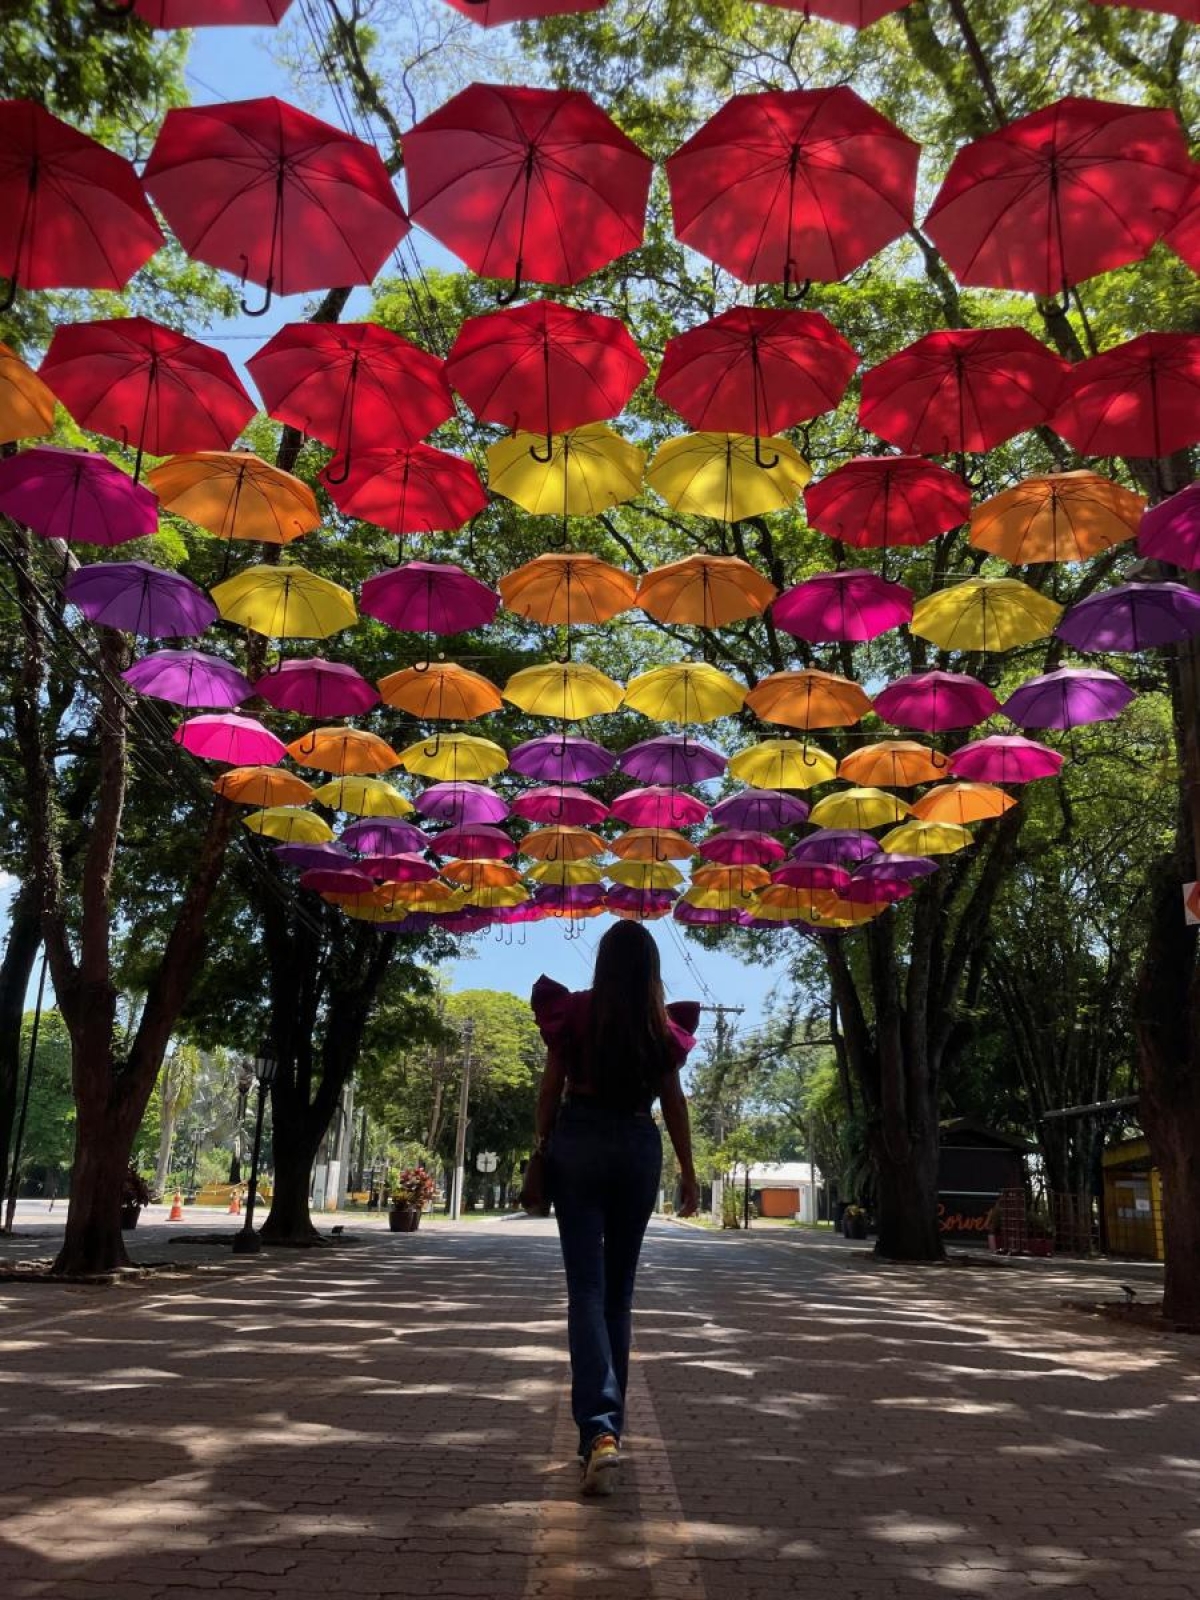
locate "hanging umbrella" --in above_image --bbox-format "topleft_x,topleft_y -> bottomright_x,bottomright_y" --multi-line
805,456 -> 970,548
144,97 -> 409,316
174,711 -> 286,766
441,0 -> 605,23
853,851 -> 939,883
809,788 -> 911,829
912,782 -> 1015,825
499,552 -> 636,626
254,658 -> 378,719
398,732 -> 508,782
698,830 -> 786,866
710,790 -> 810,830
617,735 -> 727,787
873,672 -> 999,731
443,856 -> 522,889
1139,482 -> 1200,570
1056,582 -> 1200,652
361,853 -> 437,883
1002,666 -> 1134,729
66,561 -> 217,638
676,901 -> 745,926
637,555 -> 778,627
655,307 -> 858,436
970,471 -> 1144,564
605,886 -> 677,920
214,765 -> 314,807
342,818 -> 429,853
122,648 -> 252,709
910,578 -> 1062,652
610,787 -> 709,828
508,734 -> 614,783
311,778 -> 413,817
859,328 -> 1070,455
691,865 -> 770,900
513,787 -> 610,827
211,564 -> 357,639
534,883 -> 607,913
360,561 -> 499,635
840,876 -> 912,907
132,2 -> 295,21
609,860 -> 685,890
0,446 -> 158,546
147,451 -> 319,545
948,734 -> 1063,784
881,819 -> 973,855
321,443 -> 487,536
0,100 -> 162,307
287,727 -> 400,776
666,86 -> 919,294
772,570 -> 912,643
434,824 -> 516,861
379,662 -> 502,721
610,828 -> 696,861
771,860 -> 852,893
521,827 -> 608,861
728,740 -> 837,789
0,341 -> 56,443
1164,165 -> 1199,272
925,98 -> 1192,298
1050,333 -> 1200,458
646,433 -> 810,522
745,669 -> 872,730
447,300 -> 647,437
487,424 -> 644,517
756,0 -> 912,24
502,662 -> 623,721
300,867 -> 377,898
790,829 -> 878,864
623,662 -> 747,725
838,739 -> 948,786
243,807 -> 333,843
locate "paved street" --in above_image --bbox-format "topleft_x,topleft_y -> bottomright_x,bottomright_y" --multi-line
0,1216 -> 1197,1600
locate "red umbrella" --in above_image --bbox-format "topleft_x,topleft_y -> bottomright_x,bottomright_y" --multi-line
447,300 -> 647,444
666,86 -> 919,295
1165,168 -> 1199,274
40,317 -> 256,476
403,84 -> 651,298
144,97 -> 409,316
1050,332 -> 1200,459
440,0 -> 604,21
755,0 -> 911,22
132,1 -> 294,20
925,98 -> 1192,300
0,100 -> 162,309
859,328 -> 1070,455
655,308 -> 857,444
805,456 -> 970,548
320,443 -> 487,535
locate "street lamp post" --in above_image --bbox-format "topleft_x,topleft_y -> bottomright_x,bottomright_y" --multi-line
232,1045 -> 277,1255
229,1062 -> 254,1185
450,1021 -> 474,1222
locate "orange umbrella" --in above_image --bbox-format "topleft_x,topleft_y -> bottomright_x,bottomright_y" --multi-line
0,340 -> 55,443
286,726 -> 401,776
637,554 -> 777,627
969,470 -> 1145,564
745,669 -> 872,730
837,739 -> 948,787
691,861 -> 771,892
520,826 -> 607,861
214,765 -> 314,807
911,782 -> 1015,825
609,828 -> 695,861
441,858 -> 522,889
755,884 -> 888,926
378,662 -> 502,721
499,552 -> 637,624
147,450 -> 320,544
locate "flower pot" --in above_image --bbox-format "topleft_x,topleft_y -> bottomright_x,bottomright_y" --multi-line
120,1203 -> 141,1230
842,1212 -> 868,1240
388,1205 -> 420,1233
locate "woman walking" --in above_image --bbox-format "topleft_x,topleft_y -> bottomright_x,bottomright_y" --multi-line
525,921 -> 700,1497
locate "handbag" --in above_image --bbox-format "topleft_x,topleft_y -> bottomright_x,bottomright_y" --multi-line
519,1143 -> 552,1217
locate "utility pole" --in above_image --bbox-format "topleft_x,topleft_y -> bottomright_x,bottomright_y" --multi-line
697,1003 -> 745,1224
451,1020 -> 474,1222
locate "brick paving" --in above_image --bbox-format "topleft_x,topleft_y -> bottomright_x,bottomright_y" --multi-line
0,1215 -> 1197,1600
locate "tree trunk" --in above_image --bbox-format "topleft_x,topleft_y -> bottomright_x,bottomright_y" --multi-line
871,1128 -> 945,1260
0,883 -> 41,1204
259,1094 -> 322,1246
54,1072 -> 139,1276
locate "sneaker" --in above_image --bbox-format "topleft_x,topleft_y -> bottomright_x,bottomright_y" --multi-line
579,1432 -> 620,1497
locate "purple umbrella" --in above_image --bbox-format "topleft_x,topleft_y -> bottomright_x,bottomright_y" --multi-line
433,823 -> 515,860
873,670 -> 1000,732
617,735 -> 727,787
359,853 -> 437,883
853,851 -> 940,883
433,909 -> 496,934
710,789 -> 810,830
509,735 -> 616,784
772,860 -> 851,892
1002,667 -> 1134,729
1139,483 -> 1200,571
948,734 -> 1064,784
66,560 -> 217,638
0,445 -> 158,546
174,712 -> 286,765
512,786 -> 610,826
533,883 -> 607,909
300,867 -> 377,897
122,648 -> 252,709
1057,582 -> 1200,653
374,914 -> 437,934
699,830 -> 786,866
274,841 -> 354,870
341,818 -> 429,854
360,560 -> 499,633
610,786 -> 708,829
843,876 -> 912,904
605,885 -> 678,914
772,569 -> 913,643
790,829 -> 878,865
675,902 -> 745,925
415,782 -> 509,825
254,657 -> 379,718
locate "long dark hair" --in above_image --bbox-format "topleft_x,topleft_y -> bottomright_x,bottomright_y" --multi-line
588,921 -> 675,1105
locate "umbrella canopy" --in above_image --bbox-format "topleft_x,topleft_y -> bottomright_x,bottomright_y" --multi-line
646,432 -> 810,521
859,327 -> 1070,454
244,806 -> 333,843
605,886 -> 677,919
655,307 -> 858,434
300,867 -> 377,897
447,300 -> 647,435
637,555 -> 778,627
745,669 -> 872,730
486,424 -> 644,518
1165,165 -> 1200,271
66,561 -> 217,639
970,471 -> 1144,564
912,782 -> 1015,825
925,97 -> 1192,296
310,777 -> 413,816
666,86 -> 919,289
133,2 -> 294,22
772,860 -> 852,893
1139,482 -> 1200,570
147,450 -> 319,545
361,853 -> 437,883
0,341 -> 57,443
175,711 -> 286,765
623,662 -> 747,724
513,787 -> 609,826
809,788 -> 911,829
698,830 -> 786,866
1050,333 -> 1200,458
360,561 -> 499,635
805,455 -> 970,548
508,734 -> 614,784
287,727 -> 401,776
442,858 -> 522,889
433,823 -> 516,861
610,787 -> 709,828
881,819 -> 974,855
772,569 -> 913,643
853,851 -> 940,883
790,828 -> 878,864
441,0 -> 606,24
1003,667 -> 1134,729
398,732 -> 508,782
710,790 -> 810,830
0,100 -> 162,299
254,658 -> 378,719
873,671 -> 1000,731
910,578 -> 1063,652
610,828 -> 695,861
521,826 -> 608,861
617,735 -> 727,787
728,740 -> 837,789
503,662 -> 623,721
122,648 -> 252,709
500,552 -> 636,625
948,734 -> 1063,784
321,443 -> 487,536
144,97 -> 408,307
609,860 -> 685,890
0,446 -> 158,546
211,564 -> 357,639
379,662 -> 502,721
415,782 -> 508,824
757,0 -> 912,23
838,739 -> 948,787
341,818 -> 429,853
214,765 -> 314,807
1056,582 -> 1200,653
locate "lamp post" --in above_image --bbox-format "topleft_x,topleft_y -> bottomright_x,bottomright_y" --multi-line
229,1062 -> 254,1185
450,1020 -> 474,1222
232,1044 -> 277,1255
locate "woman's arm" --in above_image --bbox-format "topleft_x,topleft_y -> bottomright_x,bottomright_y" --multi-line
533,1046 -> 568,1148
659,1069 -> 699,1216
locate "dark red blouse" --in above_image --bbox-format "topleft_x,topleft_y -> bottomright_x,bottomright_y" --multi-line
531,974 -> 701,1107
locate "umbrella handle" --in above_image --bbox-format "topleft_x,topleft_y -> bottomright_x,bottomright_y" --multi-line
753,436 -> 780,471
529,432 -> 555,465
782,265 -> 811,304
324,448 -> 352,486
241,277 -> 275,318
496,265 -> 525,307
422,730 -> 442,759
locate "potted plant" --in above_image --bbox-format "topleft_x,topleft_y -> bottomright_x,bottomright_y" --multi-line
121,1166 -> 151,1230
841,1204 -> 869,1240
389,1166 -> 436,1232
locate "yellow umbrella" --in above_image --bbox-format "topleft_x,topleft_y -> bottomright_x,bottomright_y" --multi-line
0,340 -> 55,442
881,820 -> 974,855
464,882 -> 530,910
623,662 -> 746,724
311,777 -> 414,817
728,739 -> 837,790
520,826 -> 607,861
243,806 -> 333,843
376,880 -> 469,914
837,740 -> 948,788
609,828 -> 695,861
969,471 -> 1144,564
754,885 -> 887,926
214,766 -> 314,808
646,432 -> 811,522
682,883 -> 745,910
636,555 -> 777,627
526,859 -> 605,887
911,782 -> 1015,825
378,662 -> 502,721
287,727 -> 400,776
442,859 -> 522,889
486,423 -> 645,516
147,451 -> 320,544
910,578 -> 1062,653
397,732 -> 508,782
690,862 -> 771,892
607,860 -> 684,890
745,669 -> 872,730
499,552 -> 636,625
211,564 -> 357,639
809,787 -> 912,830
503,662 -> 623,721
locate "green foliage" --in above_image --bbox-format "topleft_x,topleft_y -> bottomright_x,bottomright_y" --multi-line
12,1008 -> 74,1183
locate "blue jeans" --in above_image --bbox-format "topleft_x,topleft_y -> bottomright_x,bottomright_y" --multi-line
548,1100 -> 662,1455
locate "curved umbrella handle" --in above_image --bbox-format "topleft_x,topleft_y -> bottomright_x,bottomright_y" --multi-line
496,263 -> 524,307
753,435 -> 780,471
324,447 -> 352,486
422,730 -> 442,759
241,276 -> 275,318
782,262 -> 811,304
529,431 -> 556,465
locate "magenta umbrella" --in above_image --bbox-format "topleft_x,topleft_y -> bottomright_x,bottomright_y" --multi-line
254,657 -> 379,718
772,860 -> 852,892
771,569 -> 912,642
433,823 -> 515,860
534,883 -> 607,909
699,830 -> 787,866
949,734 -> 1064,783
676,902 -> 745,926
0,447 -> 159,546
843,876 -> 912,904
174,711 -> 286,765
873,670 -> 1000,731
1002,667 -> 1134,729
508,735 -> 615,783
415,782 -> 509,825
853,851 -> 939,882
273,841 -> 353,870
617,734 -> 727,787
359,853 -> 437,883
122,648 -> 252,709
790,829 -> 877,864
360,561 -> 499,634
1057,582 -> 1200,653
710,789 -> 809,830
606,885 -> 678,914
300,867 -> 376,897
1139,483 -> 1200,570
512,786 -> 610,826
610,786 -> 708,828
341,818 -> 428,853
66,560 -> 217,638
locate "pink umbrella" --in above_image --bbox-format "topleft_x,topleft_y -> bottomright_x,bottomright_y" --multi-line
1138,483 -> 1200,570
804,455 -> 970,548
359,853 -> 437,884
873,671 -> 1000,731
360,561 -> 499,634
699,830 -> 787,866
122,648 -> 252,709
842,875 -> 912,904
174,712 -> 287,765
534,883 -> 606,909
610,786 -> 708,828
772,569 -> 912,642
433,824 -> 515,859
416,782 -> 509,825
300,867 -> 376,897
772,860 -> 852,892
0,446 -> 158,545
949,734 -> 1063,784
341,818 -> 428,854
512,786 -> 610,826
254,658 -> 379,718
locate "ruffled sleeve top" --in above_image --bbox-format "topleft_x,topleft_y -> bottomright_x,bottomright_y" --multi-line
530,974 -> 700,1100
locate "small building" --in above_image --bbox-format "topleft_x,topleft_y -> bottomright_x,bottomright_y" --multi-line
746,1161 -> 821,1221
938,1119 -> 1031,1241
1102,1137 -> 1164,1261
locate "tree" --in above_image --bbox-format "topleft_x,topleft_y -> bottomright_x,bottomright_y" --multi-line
6,1008 -> 74,1201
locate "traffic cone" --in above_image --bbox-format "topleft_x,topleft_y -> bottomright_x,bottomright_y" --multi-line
168,1190 -> 183,1222
227,1190 -> 241,1216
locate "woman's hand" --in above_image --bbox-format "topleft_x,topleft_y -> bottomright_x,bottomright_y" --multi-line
677,1174 -> 700,1218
